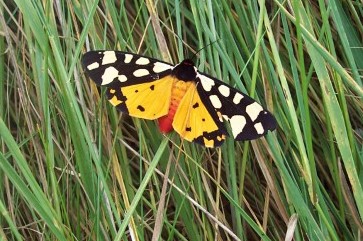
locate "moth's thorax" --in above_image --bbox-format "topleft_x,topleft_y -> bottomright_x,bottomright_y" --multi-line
171,59 -> 197,81
158,79 -> 193,133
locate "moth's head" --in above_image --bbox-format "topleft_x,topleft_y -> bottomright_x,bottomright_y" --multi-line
172,59 -> 197,81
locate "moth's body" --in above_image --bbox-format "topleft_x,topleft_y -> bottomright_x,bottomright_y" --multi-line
158,59 -> 198,133
158,78 -> 193,133
82,51 -> 277,147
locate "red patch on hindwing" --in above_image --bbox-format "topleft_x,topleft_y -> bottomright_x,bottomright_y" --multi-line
158,108 -> 176,133
158,80 -> 193,133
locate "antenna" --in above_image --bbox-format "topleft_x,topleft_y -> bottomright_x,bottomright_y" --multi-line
189,38 -> 221,61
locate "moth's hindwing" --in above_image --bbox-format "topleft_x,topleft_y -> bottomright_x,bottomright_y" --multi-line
197,74 -> 277,141
172,82 -> 227,147
82,51 -> 174,119
107,76 -> 174,119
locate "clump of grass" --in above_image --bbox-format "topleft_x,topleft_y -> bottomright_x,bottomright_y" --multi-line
0,1 -> 362,241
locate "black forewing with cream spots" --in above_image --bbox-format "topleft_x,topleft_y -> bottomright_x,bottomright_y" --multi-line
196,74 -> 277,141
82,51 -> 175,116
82,51 -> 174,87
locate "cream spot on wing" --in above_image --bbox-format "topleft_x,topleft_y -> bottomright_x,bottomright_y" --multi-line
118,75 -> 127,82
209,95 -> 222,109
153,62 -> 172,73
229,115 -> 246,138
124,54 -> 133,63
246,102 -> 263,121
233,93 -> 244,104
102,51 -> 117,65
136,57 -> 150,65
87,62 -> 99,70
222,115 -> 229,121
133,69 -> 150,77
199,75 -> 215,91
254,122 -> 264,134
216,111 -> 223,122
218,85 -> 230,97
101,67 -> 119,85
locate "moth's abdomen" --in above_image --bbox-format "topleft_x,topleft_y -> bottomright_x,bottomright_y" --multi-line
158,80 -> 193,133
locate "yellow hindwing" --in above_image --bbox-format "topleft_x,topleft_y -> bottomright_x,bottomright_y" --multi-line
108,76 -> 174,119
172,83 -> 225,147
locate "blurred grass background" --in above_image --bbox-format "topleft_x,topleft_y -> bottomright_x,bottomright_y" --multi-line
1,0 -> 363,240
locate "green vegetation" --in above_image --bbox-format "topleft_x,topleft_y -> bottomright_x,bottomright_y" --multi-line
1,0 -> 362,240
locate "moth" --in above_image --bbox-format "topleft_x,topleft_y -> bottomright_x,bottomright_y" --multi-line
82,51 -> 277,147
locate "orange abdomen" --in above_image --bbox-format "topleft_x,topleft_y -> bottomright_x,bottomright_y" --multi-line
158,80 -> 192,133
